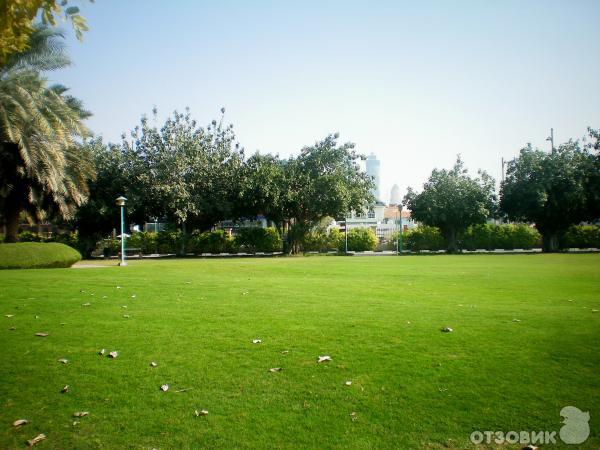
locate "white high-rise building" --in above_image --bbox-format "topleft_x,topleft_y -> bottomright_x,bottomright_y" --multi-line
389,184 -> 401,205
365,153 -> 380,202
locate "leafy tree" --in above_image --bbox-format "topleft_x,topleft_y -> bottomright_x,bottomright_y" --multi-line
500,134 -> 599,252
404,157 -> 496,253
0,25 -> 92,242
70,138 -> 134,256
282,134 -> 374,253
0,1 -> 89,65
238,153 -> 287,229
101,108 -> 244,255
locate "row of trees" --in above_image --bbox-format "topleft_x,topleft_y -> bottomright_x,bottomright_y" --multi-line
405,132 -> 599,252
0,12 -> 597,254
73,111 -> 374,255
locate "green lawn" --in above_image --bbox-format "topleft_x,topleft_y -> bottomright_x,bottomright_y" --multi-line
0,255 -> 598,449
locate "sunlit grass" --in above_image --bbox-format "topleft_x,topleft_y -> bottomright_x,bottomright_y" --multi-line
0,255 -> 598,448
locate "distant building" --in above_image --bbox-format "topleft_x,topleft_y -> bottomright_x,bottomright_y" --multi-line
365,153 -> 381,202
389,184 -> 401,205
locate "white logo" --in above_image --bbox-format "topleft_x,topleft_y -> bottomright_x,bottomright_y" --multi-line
560,406 -> 590,444
469,406 -> 590,445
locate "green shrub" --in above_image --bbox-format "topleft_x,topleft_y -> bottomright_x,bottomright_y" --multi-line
188,230 -> 235,254
561,225 -> 600,248
301,229 -> 339,252
47,232 -> 79,249
461,224 -> 541,250
18,231 -> 42,242
127,232 -> 158,254
338,227 -> 378,252
235,227 -> 281,253
156,230 -> 184,254
0,243 -> 81,269
403,226 -> 445,251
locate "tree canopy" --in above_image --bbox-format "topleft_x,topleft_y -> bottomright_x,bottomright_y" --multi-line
404,157 -> 496,253
500,130 -> 599,252
0,24 -> 92,242
0,0 -> 89,65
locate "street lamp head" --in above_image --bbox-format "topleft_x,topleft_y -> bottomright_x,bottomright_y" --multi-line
116,196 -> 127,207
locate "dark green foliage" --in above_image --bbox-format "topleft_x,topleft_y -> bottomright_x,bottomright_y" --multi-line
126,232 -> 158,254
234,227 -> 282,253
301,229 -> 339,252
338,227 -> 378,252
17,230 -> 42,242
403,226 -> 446,252
500,132 -> 599,252
561,225 -> 600,249
156,230 -> 184,254
0,242 -> 81,269
404,157 -> 496,253
461,224 -> 541,250
187,230 -> 234,254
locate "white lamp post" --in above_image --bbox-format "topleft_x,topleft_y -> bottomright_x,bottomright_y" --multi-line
116,196 -> 127,266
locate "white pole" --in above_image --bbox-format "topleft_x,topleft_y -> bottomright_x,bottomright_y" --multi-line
120,205 -> 127,266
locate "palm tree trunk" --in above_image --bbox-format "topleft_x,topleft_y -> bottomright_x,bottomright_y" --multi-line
4,202 -> 21,243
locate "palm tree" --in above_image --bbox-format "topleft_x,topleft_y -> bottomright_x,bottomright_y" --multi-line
0,24 -> 93,242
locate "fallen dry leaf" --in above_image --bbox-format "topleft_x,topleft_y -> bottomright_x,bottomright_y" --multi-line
9,326 -> 16,330
349,412 -> 358,422
252,339 -> 261,344
150,361 -> 157,367
73,412 -> 89,417
281,350 -> 289,354
121,305 -> 127,309
345,381 -> 352,386
82,303 -> 91,307
269,367 -> 282,372
12,419 -> 28,427
35,332 -> 48,337
160,384 -> 169,392
513,319 -> 521,322
108,351 -> 118,358
441,327 -> 453,333
194,409 -> 209,416
99,349 -> 105,356
317,355 -> 331,363
5,314 -> 14,318
26,433 -> 46,446
131,295 -> 136,298
61,385 -> 69,393
123,314 -> 130,318
116,286 -> 122,289
58,358 -> 68,364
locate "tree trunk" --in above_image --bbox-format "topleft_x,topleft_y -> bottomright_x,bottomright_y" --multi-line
444,227 -> 459,254
3,203 -> 21,243
542,232 -> 560,253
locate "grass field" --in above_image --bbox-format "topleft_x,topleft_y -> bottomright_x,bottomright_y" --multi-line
0,255 -> 598,449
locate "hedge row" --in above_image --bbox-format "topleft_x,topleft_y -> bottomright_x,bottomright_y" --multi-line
401,224 -> 600,252
101,227 -> 283,255
0,242 -> 82,269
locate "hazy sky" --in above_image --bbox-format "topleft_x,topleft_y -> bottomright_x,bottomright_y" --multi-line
53,0 -> 600,203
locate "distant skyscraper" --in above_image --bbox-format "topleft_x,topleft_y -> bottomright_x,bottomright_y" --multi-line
365,153 -> 380,202
390,184 -> 401,205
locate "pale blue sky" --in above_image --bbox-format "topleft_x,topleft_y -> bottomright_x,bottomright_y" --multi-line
54,0 -> 600,202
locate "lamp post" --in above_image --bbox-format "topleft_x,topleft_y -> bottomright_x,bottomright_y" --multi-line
116,196 -> 127,266
398,204 -> 403,255
345,213 -> 349,255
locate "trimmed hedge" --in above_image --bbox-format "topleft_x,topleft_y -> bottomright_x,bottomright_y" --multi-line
403,226 -> 445,252
0,243 -> 82,269
234,227 -> 282,253
338,227 -> 378,252
561,225 -> 600,249
461,224 -> 541,250
301,229 -> 340,253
